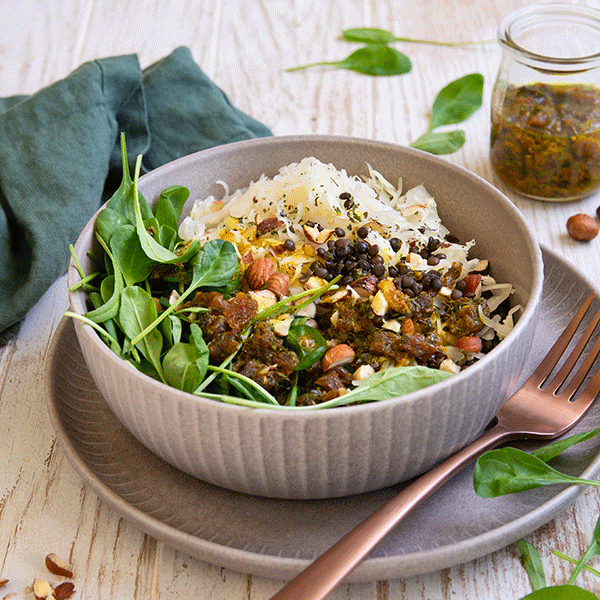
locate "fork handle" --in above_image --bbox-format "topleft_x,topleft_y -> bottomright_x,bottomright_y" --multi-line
270,423 -> 515,600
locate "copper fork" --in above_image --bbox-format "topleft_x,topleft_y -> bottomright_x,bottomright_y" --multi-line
271,292 -> 600,600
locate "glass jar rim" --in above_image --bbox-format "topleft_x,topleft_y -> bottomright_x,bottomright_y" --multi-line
498,3 -> 600,70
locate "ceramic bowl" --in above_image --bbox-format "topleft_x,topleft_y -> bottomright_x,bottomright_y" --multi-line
67,135 -> 544,499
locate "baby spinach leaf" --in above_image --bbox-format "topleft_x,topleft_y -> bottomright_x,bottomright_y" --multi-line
518,539 -> 547,591
107,133 -> 152,223
130,239 -> 238,346
158,224 -> 178,251
190,238 -> 239,288
285,320 -> 327,370
163,324 -> 209,393
428,73 -> 484,131
341,27 -> 494,47
520,586 -> 599,599
410,130 -> 466,155
154,185 -> 190,231
95,207 -> 131,245
335,365 -> 452,404
532,426 -> 600,463
342,27 -> 399,44
473,447 -> 600,498
131,156 -> 184,264
287,45 -> 411,76
567,514 -> 600,585
109,224 -> 155,286
84,235 -> 124,324
206,364 -> 279,405
119,285 -> 165,381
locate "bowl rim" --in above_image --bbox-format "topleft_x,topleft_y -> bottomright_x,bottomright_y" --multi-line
68,134 -> 544,420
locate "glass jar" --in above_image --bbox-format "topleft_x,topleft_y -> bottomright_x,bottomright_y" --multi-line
490,3 -> 600,201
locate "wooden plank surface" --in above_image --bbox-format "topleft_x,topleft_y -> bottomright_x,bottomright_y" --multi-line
1,0 -> 600,598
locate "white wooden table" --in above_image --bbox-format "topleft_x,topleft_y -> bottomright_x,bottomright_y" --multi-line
2,1 -> 600,598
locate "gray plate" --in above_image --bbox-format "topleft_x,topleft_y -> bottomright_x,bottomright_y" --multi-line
47,245 -> 600,582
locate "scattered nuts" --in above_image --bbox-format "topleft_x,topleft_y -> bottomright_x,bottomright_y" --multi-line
45,554 -> 73,579
352,275 -> 379,297
440,358 -> 461,374
0,579 -> 8,588
352,364 -> 375,384
303,224 -> 334,244
248,289 -> 278,311
370,290 -> 388,316
256,217 -> 285,236
266,272 -> 290,297
53,582 -> 75,600
32,579 -> 55,600
320,288 -> 349,304
567,213 -> 599,241
400,318 -> 415,335
322,344 -> 355,371
245,257 -> 275,289
461,273 -> 482,294
456,336 -> 483,353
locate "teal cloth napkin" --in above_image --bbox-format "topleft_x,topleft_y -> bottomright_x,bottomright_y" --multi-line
0,47 -> 271,342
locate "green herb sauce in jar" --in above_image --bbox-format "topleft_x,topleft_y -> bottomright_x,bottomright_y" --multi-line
490,83 -> 600,200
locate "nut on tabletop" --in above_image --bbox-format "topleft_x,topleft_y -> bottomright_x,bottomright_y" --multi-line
567,213 -> 599,241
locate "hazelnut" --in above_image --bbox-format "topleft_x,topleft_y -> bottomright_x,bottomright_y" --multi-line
567,213 -> 599,242
456,336 -> 483,353
322,344 -> 355,371
245,257 -> 275,289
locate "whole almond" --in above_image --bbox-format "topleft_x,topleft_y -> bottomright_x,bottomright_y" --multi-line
266,272 -> 290,297
54,582 -> 75,600
245,257 -> 275,289
462,273 -> 482,294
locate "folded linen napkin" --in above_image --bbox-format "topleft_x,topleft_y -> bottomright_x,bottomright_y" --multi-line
0,46 -> 271,343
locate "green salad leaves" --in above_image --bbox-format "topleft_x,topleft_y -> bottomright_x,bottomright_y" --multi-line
474,428 -> 600,598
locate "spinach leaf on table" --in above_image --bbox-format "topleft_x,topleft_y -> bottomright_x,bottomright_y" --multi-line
342,27 -> 493,47
428,72 -> 484,130
518,540 -> 547,591
409,73 -> 483,155
287,44 -> 411,76
473,446 -> 600,498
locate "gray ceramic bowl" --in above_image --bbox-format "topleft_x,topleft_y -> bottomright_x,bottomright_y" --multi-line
67,135 -> 544,499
